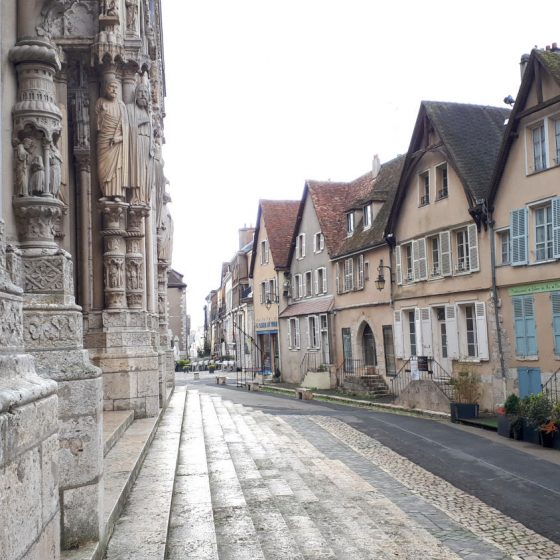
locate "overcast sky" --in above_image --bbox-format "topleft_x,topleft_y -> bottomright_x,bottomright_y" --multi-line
161,0 -> 560,331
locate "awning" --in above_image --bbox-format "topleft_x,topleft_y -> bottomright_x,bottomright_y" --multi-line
279,296 -> 334,318
256,329 -> 278,335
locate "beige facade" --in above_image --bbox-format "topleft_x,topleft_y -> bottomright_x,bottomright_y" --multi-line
0,0 -> 174,557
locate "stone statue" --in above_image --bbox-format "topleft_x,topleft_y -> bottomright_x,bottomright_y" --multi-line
157,203 -> 173,263
29,154 -> 47,196
14,138 -> 34,196
126,83 -> 153,205
96,80 -> 129,200
104,0 -> 119,17
126,0 -> 138,32
49,142 -> 63,199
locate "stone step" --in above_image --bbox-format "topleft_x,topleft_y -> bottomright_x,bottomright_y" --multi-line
61,405 -> 166,560
103,387 -> 187,560
103,410 -> 134,457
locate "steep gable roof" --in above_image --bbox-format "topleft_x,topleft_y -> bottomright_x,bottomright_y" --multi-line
489,48 -> 560,204
388,101 -> 509,232
249,199 -> 299,277
334,155 -> 405,259
167,268 -> 187,288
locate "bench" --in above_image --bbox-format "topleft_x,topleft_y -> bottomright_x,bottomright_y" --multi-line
295,388 -> 313,400
246,381 -> 261,392
216,376 -> 227,385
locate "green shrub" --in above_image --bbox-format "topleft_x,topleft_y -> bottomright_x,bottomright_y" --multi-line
523,393 -> 553,427
504,393 -> 521,415
451,370 -> 481,404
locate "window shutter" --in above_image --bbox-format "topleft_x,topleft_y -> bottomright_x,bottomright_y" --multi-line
418,238 -> 427,280
358,255 -> 364,288
395,246 -> 402,285
445,305 -> 459,358
513,296 -> 526,356
523,296 -> 537,356
420,307 -> 433,357
307,317 -> 312,349
295,236 -> 300,259
468,224 -> 479,272
322,268 -> 327,293
314,270 -> 319,295
301,234 -> 306,257
394,310 -> 404,358
440,231 -> 452,276
336,263 -> 340,293
288,320 -> 292,349
475,302 -> 489,360
511,208 -> 528,265
298,275 -> 303,298
295,318 -> 300,348
551,292 -> 560,354
552,197 -> 560,259
314,317 -> 320,349
414,308 -> 423,353
413,240 -> 421,281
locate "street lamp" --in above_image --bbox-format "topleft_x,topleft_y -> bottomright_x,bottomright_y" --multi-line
264,296 -> 272,310
375,258 -> 392,291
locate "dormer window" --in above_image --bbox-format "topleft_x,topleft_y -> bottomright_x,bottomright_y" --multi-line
532,122 -> 547,172
260,239 -> 269,264
419,171 -> 430,206
346,212 -> 355,235
363,204 -> 372,229
436,164 -> 448,199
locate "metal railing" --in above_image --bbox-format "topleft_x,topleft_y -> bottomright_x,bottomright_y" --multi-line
300,352 -> 329,378
542,367 -> 560,404
390,357 -> 455,401
337,359 -> 379,385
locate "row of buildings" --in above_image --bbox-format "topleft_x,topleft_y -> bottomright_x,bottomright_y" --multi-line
206,44 -> 560,413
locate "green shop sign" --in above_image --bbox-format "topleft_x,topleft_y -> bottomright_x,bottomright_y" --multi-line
508,281 -> 560,296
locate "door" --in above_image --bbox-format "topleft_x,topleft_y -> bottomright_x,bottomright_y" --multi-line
320,314 -> 330,365
433,307 -> 452,375
517,368 -> 542,398
382,325 -> 396,377
342,328 -> 353,373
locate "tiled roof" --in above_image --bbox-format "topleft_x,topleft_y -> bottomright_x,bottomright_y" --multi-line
423,101 -> 509,200
536,49 -> 560,85
261,200 -> 300,269
167,268 -> 186,288
278,295 -> 334,318
334,155 -> 405,258
307,179 -> 366,257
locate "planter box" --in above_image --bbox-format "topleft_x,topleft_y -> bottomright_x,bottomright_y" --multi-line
521,419 -> 540,445
497,415 -> 512,438
450,403 -> 479,423
539,431 -> 557,448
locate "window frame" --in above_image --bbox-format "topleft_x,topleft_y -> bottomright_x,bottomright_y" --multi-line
260,239 -> 269,265
419,170 -> 430,206
436,163 -> 448,200
346,212 -> 355,236
363,204 -> 372,229
296,233 -> 306,260
313,231 -> 324,253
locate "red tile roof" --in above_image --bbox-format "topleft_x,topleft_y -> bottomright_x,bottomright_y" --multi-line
278,295 -> 334,318
260,200 -> 300,269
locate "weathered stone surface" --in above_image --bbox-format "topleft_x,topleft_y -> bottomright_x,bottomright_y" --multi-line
57,376 -> 102,419
61,482 -> 103,548
42,433 -> 60,525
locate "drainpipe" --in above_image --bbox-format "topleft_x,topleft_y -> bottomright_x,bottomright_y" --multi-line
488,205 -> 508,398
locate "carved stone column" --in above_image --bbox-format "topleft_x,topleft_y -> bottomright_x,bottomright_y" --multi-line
157,259 -> 171,404
126,205 -> 148,308
100,200 -> 128,309
10,37 -> 103,549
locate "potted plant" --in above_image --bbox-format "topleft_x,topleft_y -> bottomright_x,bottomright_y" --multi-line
449,369 -> 481,423
523,393 -> 553,445
498,393 -> 521,439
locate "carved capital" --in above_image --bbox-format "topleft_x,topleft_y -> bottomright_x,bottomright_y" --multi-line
74,150 -> 91,173
99,199 -> 128,231
13,196 -> 65,248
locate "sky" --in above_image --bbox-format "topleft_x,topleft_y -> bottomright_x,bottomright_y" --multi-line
161,0 -> 560,331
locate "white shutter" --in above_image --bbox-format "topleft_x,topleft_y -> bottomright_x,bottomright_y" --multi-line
414,308 -> 423,355
314,270 -> 319,295
413,240 -> 421,281
468,224 -> 479,271
358,255 -> 364,288
298,274 -> 303,298
394,310 -> 404,358
395,246 -> 402,285
475,302 -> 489,360
552,197 -> 560,259
295,236 -> 300,259
287,320 -> 292,349
336,263 -> 340,293
418,238 -> 428,280
301,234 -> 306,257
511,208 -> 528,265
440,231 -> 452,276
445,305 -> 459,358
306,317 -> 312,349
295,318 -> 300,348
314,317 -> 320,349
322,268 -> 327,293
421,307 -> 433,357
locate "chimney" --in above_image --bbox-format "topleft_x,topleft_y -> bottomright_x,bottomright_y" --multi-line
372,154 -> 381,179
238,226 -> 255,250
519,53 -> 530,80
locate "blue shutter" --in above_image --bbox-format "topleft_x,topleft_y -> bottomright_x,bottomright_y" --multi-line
552,292 -> 560,354
513,296 -> 527,357
517,368 -> 529,398
523,296 -> 537,356
513,295 -> 537,357
510,208 -> 528,266
528,368 -> 542,395
553,197 -> 560,259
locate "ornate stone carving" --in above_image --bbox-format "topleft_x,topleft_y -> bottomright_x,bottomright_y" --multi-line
13,197 -> 65,249
14,138 -> 33,197
24,258 -> 64,292
126,0 -> 139,34
36,0 -> 97,39
96,81 -> 129,200
126,82 -> 154,205
0,297 -> 24,348
23,312 -> 83,348
157,197 -> 173,264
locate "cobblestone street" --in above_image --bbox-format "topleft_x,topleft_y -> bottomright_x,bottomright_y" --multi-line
103,375 -> 560,560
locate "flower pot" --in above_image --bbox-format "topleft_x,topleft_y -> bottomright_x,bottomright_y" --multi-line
497,415 -> 512,438
539,431 -> 556,448
450,402 -> 479,423
521,419 -> 540,445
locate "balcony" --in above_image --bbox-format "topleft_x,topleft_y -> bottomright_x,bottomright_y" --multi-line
455,258 -> 470,273
420,194 -> 430,206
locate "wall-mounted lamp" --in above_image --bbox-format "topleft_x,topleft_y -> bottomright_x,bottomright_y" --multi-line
264,297 -> 273,310
375,258 -> 393,291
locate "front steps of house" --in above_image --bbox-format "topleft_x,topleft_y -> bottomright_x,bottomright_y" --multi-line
100,388 -> 460,559
341,373 -> 392,399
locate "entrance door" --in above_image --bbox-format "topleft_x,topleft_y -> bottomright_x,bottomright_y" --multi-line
382,325 -> 396,376
342,328 -> 353,372
433,307 -> 452,375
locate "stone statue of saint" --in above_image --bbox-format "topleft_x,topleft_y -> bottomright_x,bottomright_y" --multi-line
49,143 -> 63,199
96,80 -> 129,200
14,138 -> 34,196
126,0 -> 138,32
126,83 -> 153,205
157,203 -> 173,263
29,154 -> 46,196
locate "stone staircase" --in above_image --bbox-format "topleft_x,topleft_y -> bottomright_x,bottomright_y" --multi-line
101,388 -> 460,560
341,373 -> 392,400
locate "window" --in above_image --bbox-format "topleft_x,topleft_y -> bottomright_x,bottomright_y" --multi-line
454,302 -> 489,360
436,164 -> 448,199
535,204 -> 553,261
260,281 -> 266,304
404,243 -> 413,283
363,204 -> 372,229
343,258 -> 354,292
313,232 -> 324,253
296,233 -> 306,259
304,271 -> 312,297
497,229 -> 511,265
455,229 -> 469,272
419,171 -> 430,206
268,278 -> 277,302
555,119 -> 560,165
307,315 -> 319,349
315,267 -> 327,294
260,240 -> 269,264
464,304 -> 477,357
357,255 -> 365,289
346,212 -> 354,235
292,273 -> 303,299
288,318 -> 300,349
513,295 -> 537,357
532,122 -> 547,172
552,292 -> 560,355
430,236 -> 440,276
408,310 -> 417,356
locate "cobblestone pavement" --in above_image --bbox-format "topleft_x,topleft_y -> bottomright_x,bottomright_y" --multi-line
299,415 -> 560,560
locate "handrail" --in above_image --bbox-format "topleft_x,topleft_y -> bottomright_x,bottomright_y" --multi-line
542,366 -> 560,404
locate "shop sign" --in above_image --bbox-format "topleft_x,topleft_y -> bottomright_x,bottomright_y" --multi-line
508,281 -> 560,296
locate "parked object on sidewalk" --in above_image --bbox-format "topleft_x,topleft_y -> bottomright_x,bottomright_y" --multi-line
295,387 -> 313,400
